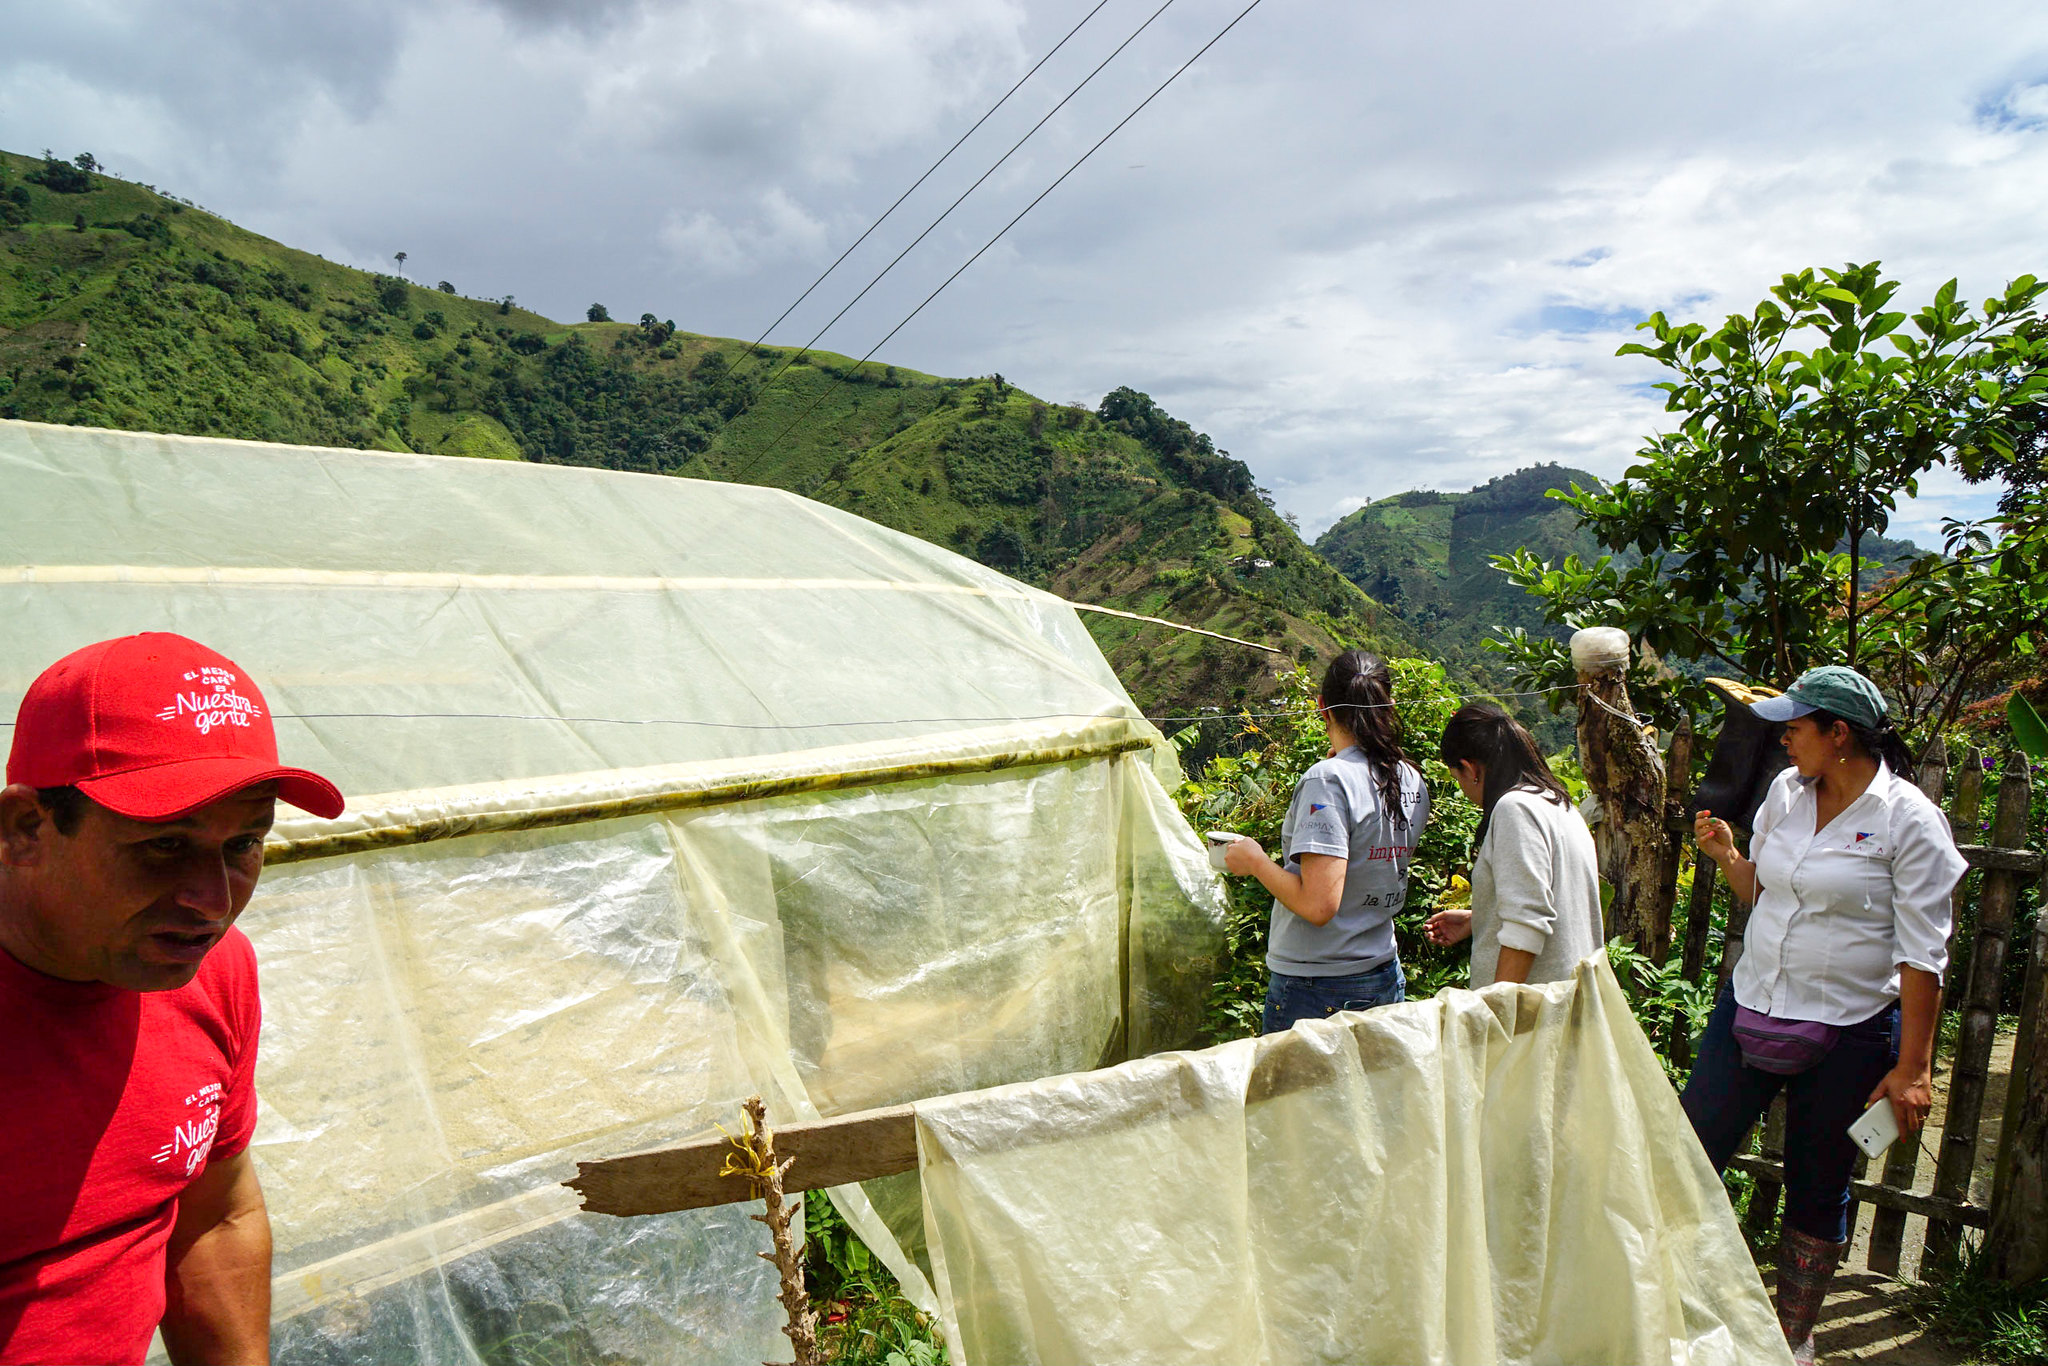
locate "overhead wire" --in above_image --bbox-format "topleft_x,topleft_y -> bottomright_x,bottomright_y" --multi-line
0,689 -> 1584,733
735,0 -> 1183,480
733,0 -> 1270,489
736,0 -> 1116,368
2,686 -> 1577,733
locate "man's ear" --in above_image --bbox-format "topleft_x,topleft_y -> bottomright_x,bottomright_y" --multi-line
0,785 -> 52,867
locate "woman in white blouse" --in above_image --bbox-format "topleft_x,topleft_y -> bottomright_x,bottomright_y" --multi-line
1687,666 -> 1965,1366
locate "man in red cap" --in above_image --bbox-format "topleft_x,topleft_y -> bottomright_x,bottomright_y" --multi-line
0,633 -> 343,1365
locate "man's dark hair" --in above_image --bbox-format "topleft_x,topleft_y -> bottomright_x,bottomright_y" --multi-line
36,786 -> 89,837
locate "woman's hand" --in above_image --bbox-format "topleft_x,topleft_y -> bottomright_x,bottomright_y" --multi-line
1222,838 -> 1269,877
1868,1064 -> 1934,1138
1424,909 -> 1472,946
1694,810 -> 1736,863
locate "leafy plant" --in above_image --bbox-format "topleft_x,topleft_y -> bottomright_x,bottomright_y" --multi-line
1174,660 -> 1482,1041
2010,691 -> 2048,759
802,1191 -> 946,1365
1487,263 -> 2048,739
1904,1236 -> 2048,1365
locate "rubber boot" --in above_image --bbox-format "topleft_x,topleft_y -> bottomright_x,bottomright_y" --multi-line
1775,1225 -> 1847,1365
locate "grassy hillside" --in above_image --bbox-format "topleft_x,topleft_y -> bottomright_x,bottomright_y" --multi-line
1318,461 -> 1925,703
0,149 -> 1406,714
1316,464 -> 1615,685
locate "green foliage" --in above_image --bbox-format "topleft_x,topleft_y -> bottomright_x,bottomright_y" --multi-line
27,153 -> 92,194
1173,661 -> 1482,1040
1603,938 -> 1717,1082
1904,1237 -> 2048,1365
939,419 -> 1039,506
2009,691 -> 2048,758
1488,263 -> 2048,739
801,1191 -> 946,1365
586,302 -> 610,322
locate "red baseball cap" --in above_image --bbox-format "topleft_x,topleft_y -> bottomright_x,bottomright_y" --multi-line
7,633 -> 344,822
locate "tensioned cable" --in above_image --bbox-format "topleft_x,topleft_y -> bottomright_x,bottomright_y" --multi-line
735,0 -> 1182,479
0,687 -> 1581,731
737,0 -> 1269,489
736,0 -> 1115,368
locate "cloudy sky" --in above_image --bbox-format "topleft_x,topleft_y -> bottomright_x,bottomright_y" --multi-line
7,0 -> 2047,544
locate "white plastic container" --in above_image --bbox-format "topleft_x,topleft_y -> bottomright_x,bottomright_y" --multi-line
1206,830 -> 1242,872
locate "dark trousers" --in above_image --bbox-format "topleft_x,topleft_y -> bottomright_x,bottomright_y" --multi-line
1261,958 -> 1405,1035
1680,986 -> 1899,1242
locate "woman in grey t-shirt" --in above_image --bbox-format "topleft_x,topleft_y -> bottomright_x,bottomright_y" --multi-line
1423,702 -> 1602,986
1221,651 -> 1430,1032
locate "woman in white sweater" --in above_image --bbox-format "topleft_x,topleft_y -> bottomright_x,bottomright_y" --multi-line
1423,702 -> 1603,985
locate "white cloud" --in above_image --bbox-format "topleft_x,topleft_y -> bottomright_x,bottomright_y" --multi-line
3,0 -> 2045,554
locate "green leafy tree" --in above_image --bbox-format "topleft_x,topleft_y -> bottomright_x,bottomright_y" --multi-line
587,302 -> 610,322
437,280 -> 456,294
1489,264 -> 2048,729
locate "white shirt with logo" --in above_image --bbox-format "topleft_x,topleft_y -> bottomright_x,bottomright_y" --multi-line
1734,761 -> 1966,1027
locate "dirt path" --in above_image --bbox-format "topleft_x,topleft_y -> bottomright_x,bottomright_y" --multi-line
1757,1028 -> 2017,1365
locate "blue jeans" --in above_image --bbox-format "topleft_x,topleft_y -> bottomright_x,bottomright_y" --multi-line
1680,985 -> 1900,1242
1262,959 -> 1406,1034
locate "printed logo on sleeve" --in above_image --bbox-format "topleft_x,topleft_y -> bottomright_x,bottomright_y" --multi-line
155,666 -> 264,736
152,1083 -> 223,1176
1308,803 -> 1328,814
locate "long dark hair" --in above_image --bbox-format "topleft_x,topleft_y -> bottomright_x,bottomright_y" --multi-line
1807,708 -> 1916,775
1320,650 -> 1418,824
1438,701 -> 1571,845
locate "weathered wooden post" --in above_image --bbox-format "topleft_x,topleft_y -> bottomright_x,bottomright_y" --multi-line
1570,627 -> 1671,962
1987,863 -> 2048,1284
1867,737 -> 1950,1275
1924,757 -> 2033,1266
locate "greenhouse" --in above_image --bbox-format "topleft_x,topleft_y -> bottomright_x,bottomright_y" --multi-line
0,418 -> 1227,1364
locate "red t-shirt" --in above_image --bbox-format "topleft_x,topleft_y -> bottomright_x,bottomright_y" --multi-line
0,929 -> 260,1366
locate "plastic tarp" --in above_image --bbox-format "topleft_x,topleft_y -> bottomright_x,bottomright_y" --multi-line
914,956 -> 1790,1366
0,420 -> 1226,1364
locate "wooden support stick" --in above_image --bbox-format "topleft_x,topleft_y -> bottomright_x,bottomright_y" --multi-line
722,1096 -> 823,1366
1924,760 -> 2033,1268
570,1105 -> 917,1217
1868,738 -> 1952,1276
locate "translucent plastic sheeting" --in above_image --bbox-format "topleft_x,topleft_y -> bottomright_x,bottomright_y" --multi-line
3,421 -> 1226,1364
915,956 -> 1788,1366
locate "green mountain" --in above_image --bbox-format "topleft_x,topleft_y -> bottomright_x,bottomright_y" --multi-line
1317,462 -> 1927,690
1315,464 -> 1613,683
0,149 -> 1407,715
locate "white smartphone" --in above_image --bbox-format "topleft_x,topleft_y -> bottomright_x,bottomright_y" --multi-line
1848,1096 -> 1901,1159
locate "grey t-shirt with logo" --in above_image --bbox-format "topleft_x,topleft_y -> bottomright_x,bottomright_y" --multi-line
1266,746 -> 1430,977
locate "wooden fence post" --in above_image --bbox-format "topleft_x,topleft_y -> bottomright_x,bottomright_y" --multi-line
1867,737 -> 1950,1275
1924,757 -> 2033,1267
1571,628 -> 1672,962
1943,746 -> 1986,1002
1987,867 -> 2048,1284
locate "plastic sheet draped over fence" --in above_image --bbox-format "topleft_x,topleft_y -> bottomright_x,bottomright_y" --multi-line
915,956 -> 1789,1366
0,421 -> 1226,1365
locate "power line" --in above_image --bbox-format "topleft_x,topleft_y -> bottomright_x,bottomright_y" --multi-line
735,0 -> 1182,478
738,0 -> 1115,367
739,0 -> 1269,489
0,688 -> 1583,733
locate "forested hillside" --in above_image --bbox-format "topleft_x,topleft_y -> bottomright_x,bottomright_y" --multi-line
1316,462 -> 1924,696
0,149 -> 1406,714
1315,464 -> 1616,684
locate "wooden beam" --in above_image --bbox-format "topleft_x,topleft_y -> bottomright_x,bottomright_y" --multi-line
1730,1155 -> 1990,1229
1957,844 -> 2045,875
569,1105 -> 916,1217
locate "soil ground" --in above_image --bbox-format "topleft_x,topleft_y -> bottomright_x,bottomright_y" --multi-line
1756,1028 -> 2017,1365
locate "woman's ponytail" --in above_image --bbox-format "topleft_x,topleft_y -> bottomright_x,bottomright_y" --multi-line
1319,651 -> 1417,824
